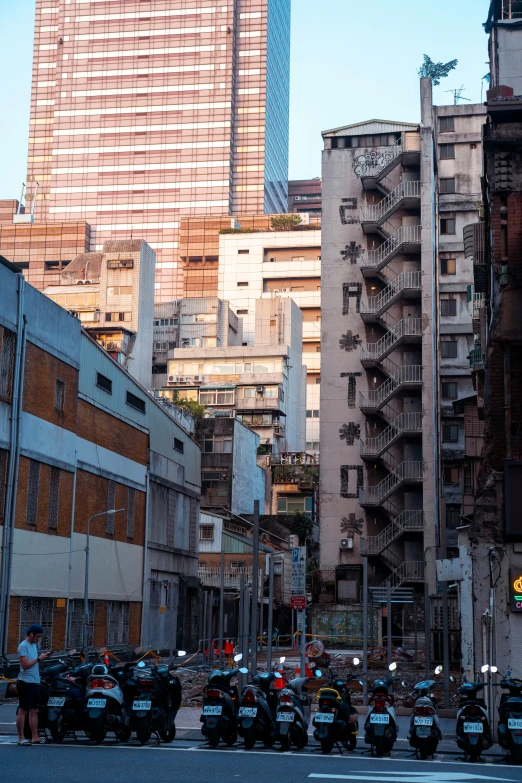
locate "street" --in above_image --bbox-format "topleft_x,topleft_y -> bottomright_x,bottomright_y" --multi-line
2,741 -> 522,783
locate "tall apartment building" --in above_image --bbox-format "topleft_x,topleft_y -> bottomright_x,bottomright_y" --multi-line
25,0 -> 290,301
320,83 -> 484,630
288,178 -> 322,215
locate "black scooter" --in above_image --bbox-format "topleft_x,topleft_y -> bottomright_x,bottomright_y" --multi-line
18,658 -> 69,741
238,666 -> 282,749
455,675 -> 492,762
313,658 -> 360,753
200,654 -> 244,747
129,652 -> 184,745
361,662 -> 399,757
403,667 -> 446,759
495,670 -> 522,764
46,651 -> 93,742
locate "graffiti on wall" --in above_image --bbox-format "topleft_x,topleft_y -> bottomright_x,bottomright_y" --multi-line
353,149 -> 395,178
339,422 -> 361,445
342,282 -> 363,314
339,331 -> 362,352
340,372 -> 362,408
341,514 -> 364,536
340,242 -> 364,264
340,465 -> 364,498
339,198 -> 358,225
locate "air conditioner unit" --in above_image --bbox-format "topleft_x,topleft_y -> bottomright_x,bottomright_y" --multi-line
76,280 -> 84,285
168,375 -> 178,384
270,257 -> 275,262
193,375 -> 203,382
84,280 -> 93,285
281,288 -> 288,292
177,376 -> 186,382
340,538 -> 354,551
273,289 -> 280,294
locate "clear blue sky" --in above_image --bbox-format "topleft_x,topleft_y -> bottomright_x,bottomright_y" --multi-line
0,0 -> 489,198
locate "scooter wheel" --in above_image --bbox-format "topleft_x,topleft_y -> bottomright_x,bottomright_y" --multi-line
135,717 -> 151,746
469,748 -> 480,763
280,733 -> 291,752
85,716 -> 106,744
207,727 -> 220,748
263,736 -> 276,748
512,746 -> 522,765
224,730 -> 237,747
243,727 -> 256,749
115,726 -> 132,743
159,727 -> 176,743
294,730 -> 308,749
374,736 -> 385,757
320,737 -> 334,754
342,735 -> 357,751
48,715 -> 66,743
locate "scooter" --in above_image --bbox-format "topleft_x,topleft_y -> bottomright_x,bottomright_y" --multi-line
313,657 -> 360,754
362,662 -> 399,757
404,666 -> 444,759
275,674 -> 312,751
46,650 -> 93,742
200,654 -> 244,748
495,669 -> 522,764
455,670 -> 492,762
84,661 -> 133,743
17,658 -> 69,741
129,652 -> 184,745
238,659 -> 284,749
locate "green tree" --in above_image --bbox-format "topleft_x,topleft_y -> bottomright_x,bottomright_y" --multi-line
171,390 -> 206,422
418,54 -> 458,86
270,214 -> 302,231
288,511 -> 313,545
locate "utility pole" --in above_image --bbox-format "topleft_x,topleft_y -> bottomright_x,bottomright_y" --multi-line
218,550 -> 225,666
266,556 -> 274,671
386,581 -> 392,669
250,500 -> 260,675
362,543 -> 368,706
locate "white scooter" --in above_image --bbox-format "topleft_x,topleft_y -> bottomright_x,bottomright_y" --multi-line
84,662 -> 131,743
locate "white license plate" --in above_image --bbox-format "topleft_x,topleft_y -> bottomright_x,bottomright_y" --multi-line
133,701 -> 152,711
238,707 -> 257,717
508,719 -> 522,729
315,712 -> 335,723
464,722 -> 483,733
87,699 -> 106,709
48,697 -> 66,707
277,712 -> 294,722
370,713 -> 389,724
414,716 -> 433,726
203,706 -> 222,716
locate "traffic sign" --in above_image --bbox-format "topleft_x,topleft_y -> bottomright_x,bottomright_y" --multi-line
291,546 -> 306,595
291,596 -> 306,609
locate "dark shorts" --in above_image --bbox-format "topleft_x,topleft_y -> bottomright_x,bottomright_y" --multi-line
17,681 -> 40,711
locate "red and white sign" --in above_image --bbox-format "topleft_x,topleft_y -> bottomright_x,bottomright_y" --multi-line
291,596 -> 306,609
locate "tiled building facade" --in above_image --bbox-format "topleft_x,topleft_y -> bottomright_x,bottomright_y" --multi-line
25,0 -> 290,301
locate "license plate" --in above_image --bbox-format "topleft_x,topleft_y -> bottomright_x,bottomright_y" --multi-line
277,712 -> 294,722
464,722 -> 483,733
315,713 -> 335,723
238,707 -> 257,717
370,713 -> 389,724
203,706 -> 222,716
48,697 -> 66,707
133,700 -> 152,711
509,719 -> 522,729
414,716 -> 433,726
87,699 -> 106,709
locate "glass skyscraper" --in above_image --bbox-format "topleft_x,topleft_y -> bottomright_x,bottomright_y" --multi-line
26,0 -> 291,301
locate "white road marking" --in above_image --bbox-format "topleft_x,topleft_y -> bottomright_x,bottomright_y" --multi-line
308,774 -> 517,782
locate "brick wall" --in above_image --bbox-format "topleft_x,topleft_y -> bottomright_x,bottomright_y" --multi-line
77,399 -> 148,465
14,456 -> 74,536
23,341 -> 79,432
74,468 -> 145,546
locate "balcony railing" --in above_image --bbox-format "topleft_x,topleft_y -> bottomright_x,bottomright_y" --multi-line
360,271 -> 422,317
381,560 -> 425,588
361,412 -> 422,457
361,318 -> 423,363
360,181 -> 421,223
469,347 -> 484,371
362,225 -> 422,271
359,461 -> 424,506
361,510 -> 424,556
198,566 -> 252,588
359,364 -> 423,410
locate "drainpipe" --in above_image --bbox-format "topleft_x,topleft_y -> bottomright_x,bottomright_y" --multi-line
503,344 -> 512,460
0,274 -> 25,655
140,472 -> 151,646
0,275 -> 26,656
64,452 -> 78,650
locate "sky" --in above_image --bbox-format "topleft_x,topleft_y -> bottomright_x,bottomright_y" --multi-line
0,0 -> 490,198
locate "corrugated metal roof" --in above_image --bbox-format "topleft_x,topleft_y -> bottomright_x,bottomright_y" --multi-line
322,119 -> 418,137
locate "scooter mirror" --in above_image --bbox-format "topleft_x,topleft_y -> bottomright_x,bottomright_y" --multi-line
481,664 -> 489,674
234,654 -> 243,662
137,661 -> 146,668
358,679 -> 367,686
353,657 -> 360,666
177,650 -> 186,657
434,665 -> 443,675
389,662 -> 397,672
274,672 -> 283,679
238,667 -> 249,674
68,649 -> 77,656
490,666 -> 498,674
279,657 -> 286,664
314,669 -> 322,677
401,680 -> 409,688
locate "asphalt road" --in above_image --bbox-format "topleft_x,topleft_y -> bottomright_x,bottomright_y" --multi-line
2,742 -> 522,783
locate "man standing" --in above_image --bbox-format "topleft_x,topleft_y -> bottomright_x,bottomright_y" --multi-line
16,624 -> 52,745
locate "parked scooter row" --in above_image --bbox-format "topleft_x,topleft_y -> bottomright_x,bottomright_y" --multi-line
11,649 -> 185,745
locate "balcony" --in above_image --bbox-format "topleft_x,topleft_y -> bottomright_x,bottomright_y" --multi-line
198,566 -> 252,588
360,181 -> 421,231
236,396 -> 282,411
361,510 -> 424,556
360,271 -> 422,321
359,461 -> 424,506
360,225 -> 422,275
360,412 -> 422,458
360,318 -> 423,366
380,560 -> 425,588
469,346 -> 484,372
359,362 -> 423,411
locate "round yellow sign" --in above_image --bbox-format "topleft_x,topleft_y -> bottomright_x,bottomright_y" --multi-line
514,576 -> 522,593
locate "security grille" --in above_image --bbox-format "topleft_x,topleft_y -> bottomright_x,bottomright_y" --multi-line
0,327 -> 15,403
26,460 -> 40,526
47,467 -> 60,530
20,597 -> 53,650
106,480 -> 116,534
107,601 -> 130,646
167,489 -> 176,548
0,448 -> 8,523
189,497 -> 198,552
67,599 -> 94,648
54,378 -> 66,412
127,487 -> 135,539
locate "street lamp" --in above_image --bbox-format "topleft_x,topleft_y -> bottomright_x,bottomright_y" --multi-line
83,508 -> 125,660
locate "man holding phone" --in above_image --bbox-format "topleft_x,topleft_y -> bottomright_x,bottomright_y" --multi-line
16,624 -> 52,745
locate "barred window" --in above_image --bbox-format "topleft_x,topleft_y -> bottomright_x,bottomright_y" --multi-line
107,601 -> 129,646
189,497 -> 198,552
47,467 -> 60,530
0,327 -> 16,403
26,460 -> 40,526
54,378 -> 66,412
67,598 -> 94,648
127,487 -> 136,540
106,480 -> 116,534
20,597 -> 53,650
0,449 -> 8,523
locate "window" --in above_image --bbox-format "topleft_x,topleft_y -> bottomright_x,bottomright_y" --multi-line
0,449 -> 8,523
441,341 -> 458,359
463,462 -> 473,494
20,597 -> 53,651
237,309 -> 248,315
306,441 -> 320,451
443,424 -> 459,442
96,372 -> 112,394
441,299 -> 457,316
263,386 -> 278,398
306,409 -> 320,418
238,249 -> 249,255
106,312 -> 131,322
0,327 -> 16,402
237,281 -> 249,286
441,258 -> 456,275
126,391 -> 146,413
201,472 -> 229,500
200,524 -> 215,541
107,286 -> 132,296
152,365 -> 167,375
47,467 -> 60,530
68,598 -> 93,648
54,378 -> 66,412
154,341 -> 167,351
440,178 -> 455,194
107,601 -> 130,646
446,504 -> 461,529
127,487 -> 135,540
203,436 -> 232,453
230,560 -> 245,570
199,389 -> 235,406
26,460 -> 40,526
440,217 -> 456,234
440,116 -> 455,132
440,143 -> 455,159
443,466 -> 460,485
277,496 -> 313,516
316,377 -> 321,384
106,480 -> 116,534
174,438 -> 184,453
442,382 -> 458,399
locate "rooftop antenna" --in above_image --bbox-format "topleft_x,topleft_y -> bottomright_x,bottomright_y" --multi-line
445,86 -> 471,105
16,183 -> 26,215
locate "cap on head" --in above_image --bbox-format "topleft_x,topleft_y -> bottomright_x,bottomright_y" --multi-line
27,624 -> 44,636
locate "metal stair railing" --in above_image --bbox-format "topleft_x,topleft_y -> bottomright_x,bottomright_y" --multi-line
361,412 -> 422,457
359,364 -> 423,409
361,318 -> 423,363
380,560 -> 425,588
361,510 -> 425,555
359,460 -> 424,506
360,271 -> 422,317
360,181 -> 421,224
361,225 -> 422,271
